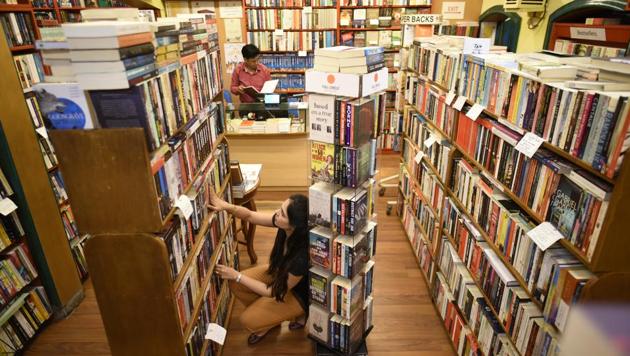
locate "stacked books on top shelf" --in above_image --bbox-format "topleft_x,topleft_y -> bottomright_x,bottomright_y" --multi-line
247,30 -> 336,51
552,39 -> 626,58
307,46 -> 384,355
313,45 -> 384,74
341,0 -> 431,5
435,21 -> 479,37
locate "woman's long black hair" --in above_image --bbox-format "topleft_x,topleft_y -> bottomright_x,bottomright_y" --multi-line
266,194 -> 309,302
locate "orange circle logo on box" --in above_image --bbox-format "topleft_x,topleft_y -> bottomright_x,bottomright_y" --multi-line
327,74 -> 335,84
374,73 -> 378,81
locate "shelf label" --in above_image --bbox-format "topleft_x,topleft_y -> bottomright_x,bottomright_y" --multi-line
370,19 -> 380,26
424,134 -> 438,149
35,127 -> 48,139
453,96 -> 467,111
527,222 -> 564,251
414,150 -> 425,164
515,132 -> 545,158
570,27 -> 606,42
401,14 -> 442,25
466,103 -> 485,121
303,6 -> 312,12
463,37 -> 491,55
175,195 -> 194,219
274,29 -> 284,36
205,323 -> 227,344
298,50 -> 307,57
0,198 -> 17,216
445,92 -> 456,105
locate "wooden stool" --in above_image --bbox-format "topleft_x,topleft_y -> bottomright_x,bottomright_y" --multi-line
231,163 -> 261,264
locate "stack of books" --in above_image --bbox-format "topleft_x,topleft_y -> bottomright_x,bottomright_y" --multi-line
35,26 -> 73,82
313,46 -> 385,74
62,21 -> 156,90
152,23 -> 180,70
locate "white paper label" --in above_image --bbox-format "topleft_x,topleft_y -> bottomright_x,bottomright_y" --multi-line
445,92 -> 456,105
297,101 -> 308,109
463,38 -> 491,55
515,132 -> 545,158
274,29 -> 284,36
527,222 -> 564,251
298,50 -> 307,57
303,6 -> 312,12
424,135 -> 438,149
570,27 -> 606,42
175,195 -> 194,219
370,19 -> 379,26
414,150 -> 425,164
453,96 -> 467,111
466,103 -> 485,121
0,198 -> 17,216
204,323 -> 227,345
441,2 -> 465,20
35,127 -> 48,139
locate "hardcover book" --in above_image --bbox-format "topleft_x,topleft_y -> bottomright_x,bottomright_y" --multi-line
546,175 -> 582,238
33,83 -> 94,129
310,265 -> 333,308
309,226 -> 334,269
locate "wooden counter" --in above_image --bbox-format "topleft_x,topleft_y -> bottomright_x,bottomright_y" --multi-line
226,132 -> 309,192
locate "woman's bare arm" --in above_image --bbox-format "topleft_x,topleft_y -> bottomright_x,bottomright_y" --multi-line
208,188 -> 275,227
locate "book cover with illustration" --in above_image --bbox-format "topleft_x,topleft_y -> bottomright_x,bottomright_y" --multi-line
309,226 -> 333,269
308,304 -> 331,344
309,94 -> 335,144
547,175 -> 583,238
33,83 -> 94,129
309,265 -> 333,308
311,141 -> 335,183
309,181 -> 336,228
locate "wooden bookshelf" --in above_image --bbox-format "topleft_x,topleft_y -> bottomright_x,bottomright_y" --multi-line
0,3 -> 33,11
340,27 -> 401,31
0,21 -> 83,324
340,4 -> 430,8
246,27 -> 337,31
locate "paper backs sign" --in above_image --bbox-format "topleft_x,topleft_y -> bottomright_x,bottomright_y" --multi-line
400,14 -> 442,25
305,67 -> 388,98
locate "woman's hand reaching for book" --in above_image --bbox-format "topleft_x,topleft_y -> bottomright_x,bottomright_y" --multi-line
215,264 -> 239,280
208,188 -> 229,212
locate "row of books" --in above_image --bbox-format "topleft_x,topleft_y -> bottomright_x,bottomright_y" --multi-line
247,8 -> 338,29
403,113 -> 451,182
0,243 -> 39,307
176,226 -> 235,332
71,239 -> 88,280
0,288 -> 52,354
340,30 -> 401,49
0,211 -> 25,250
247,30 -> 336,51
13,53 -> 45,90
552,39 -> 626,58
1,13 -> 36,48
270,73 -> 304,90
260,53 -> 314,70
186,282 -> 233,356
245,0 -> 337,6
60,206 -> 79,242
434,22 -> 479,37
454,113 -> 610,260
0,168 -> 13,200
48,170 -> 68,204
376,133 -> 401,151
303,8 -> 337,28
400,149 -> 444,214
401,203 -> 436,277
400,167 -> 440,242
340,8 -> 401,28
342,0 -> 430,4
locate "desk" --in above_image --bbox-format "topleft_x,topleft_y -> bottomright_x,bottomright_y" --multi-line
233,164 -> 262,264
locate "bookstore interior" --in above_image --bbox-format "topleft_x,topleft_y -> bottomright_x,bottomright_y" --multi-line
0,0 -> 630,355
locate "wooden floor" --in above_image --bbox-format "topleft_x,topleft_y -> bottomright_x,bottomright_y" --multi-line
25,153 -> 454,356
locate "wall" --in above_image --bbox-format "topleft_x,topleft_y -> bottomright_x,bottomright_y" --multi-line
481,0 -> 573,52
433,0 -> 484,21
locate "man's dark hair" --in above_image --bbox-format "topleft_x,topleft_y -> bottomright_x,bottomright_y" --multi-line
241,44 -> 260,59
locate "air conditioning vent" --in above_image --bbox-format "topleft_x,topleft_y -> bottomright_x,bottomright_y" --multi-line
504,0 -> 546,11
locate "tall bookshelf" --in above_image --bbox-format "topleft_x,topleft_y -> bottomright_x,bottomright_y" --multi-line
241,0 -> 430,98
45,15 -> 238,355
2,0 -> 92,281
0,4 -> 84,318
397,36 -> 630,355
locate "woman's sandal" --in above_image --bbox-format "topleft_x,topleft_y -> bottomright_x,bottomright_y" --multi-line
247,325 -> 279,345
288,321 -> 305,330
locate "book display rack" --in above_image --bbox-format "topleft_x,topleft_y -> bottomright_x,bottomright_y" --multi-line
397,35 -> 630,356
305,47 -> 388,355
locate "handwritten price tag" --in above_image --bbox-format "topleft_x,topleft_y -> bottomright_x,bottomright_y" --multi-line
175,195 -> 194,219
515,132 -> 545,158
466,103 -> 485,121
414,150 -> 425,164
0,198 -> 17,216
453,96 -> 467,111
445,92 -> 456,105
526,222 -> 564,251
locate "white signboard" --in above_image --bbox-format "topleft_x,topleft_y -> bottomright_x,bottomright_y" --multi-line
441,2 -> 465,20
463,38 -> 491,55
400,14 -> 442,25
570,27 -> 606,41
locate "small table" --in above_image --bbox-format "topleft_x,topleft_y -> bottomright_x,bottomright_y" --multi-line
232,164 -> 262,264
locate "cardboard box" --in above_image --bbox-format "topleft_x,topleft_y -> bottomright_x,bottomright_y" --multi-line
305,67 -> 388,98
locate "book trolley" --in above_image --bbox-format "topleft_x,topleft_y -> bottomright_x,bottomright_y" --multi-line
305,59 -> 389,355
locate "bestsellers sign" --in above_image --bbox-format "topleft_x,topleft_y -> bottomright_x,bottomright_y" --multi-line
570,27 -> 606,41
400,14 -> 442,25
